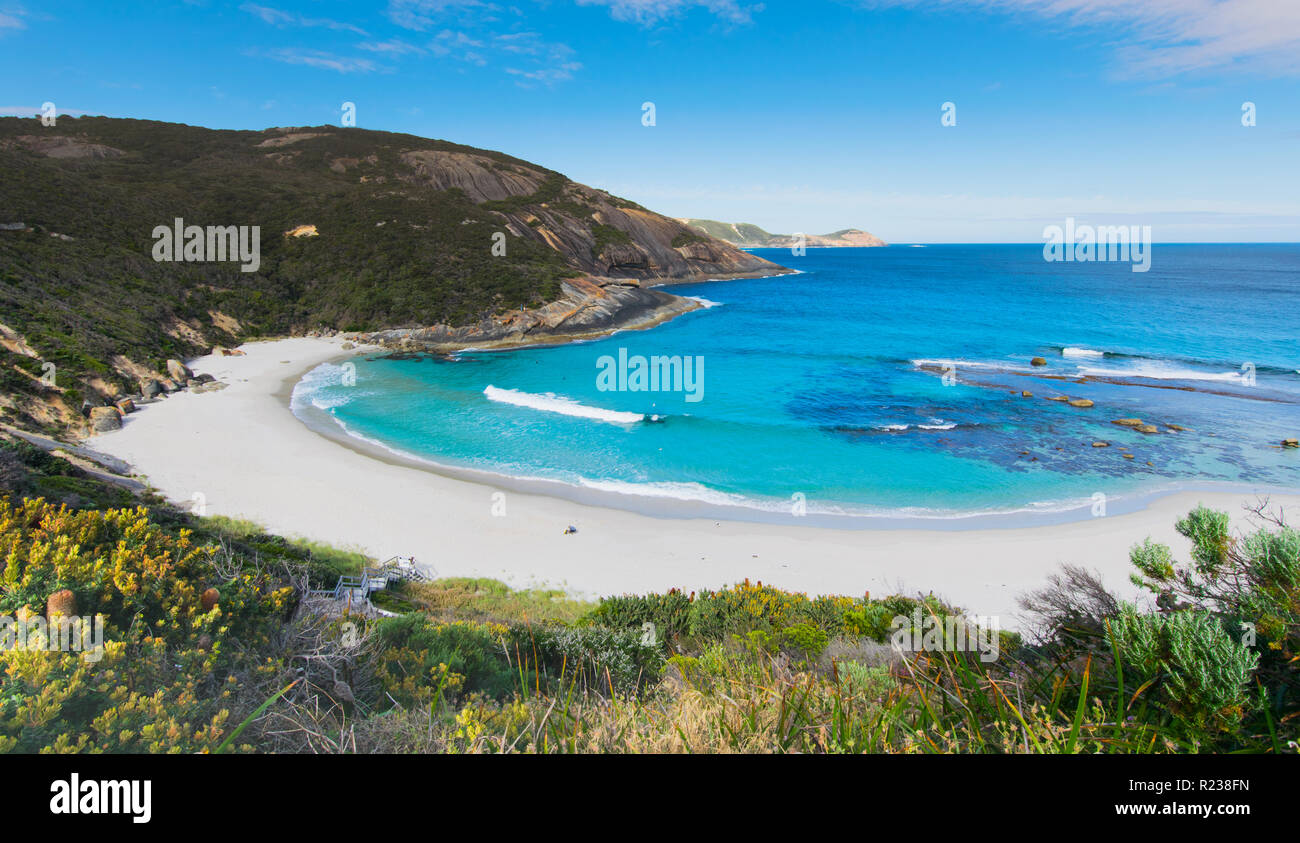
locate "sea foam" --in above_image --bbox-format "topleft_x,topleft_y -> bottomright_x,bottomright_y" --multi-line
484,385 -> 645,424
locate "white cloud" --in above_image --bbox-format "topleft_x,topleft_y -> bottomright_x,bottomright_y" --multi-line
862,0 -> 1300,77
359,37 -> 426,55
506,60 -> 583,85
264,48 -> 378,73
575,0 -> 760,26
240,3 -> 368,35
386,0 -> 492,31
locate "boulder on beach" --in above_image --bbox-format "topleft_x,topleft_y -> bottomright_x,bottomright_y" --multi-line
1068,398 -> 1094,408
89,405 -> 122,432
159,378 -> 179,392
140,379 -> 162,399
1030,357 -> 1047,367
1112,418 -> 1143,427
114,397 -> 135,414
166,359 -> 192,382
342,342 -> 355,350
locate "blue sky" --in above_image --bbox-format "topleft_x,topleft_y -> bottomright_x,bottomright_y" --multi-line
2,0 -> 1298,242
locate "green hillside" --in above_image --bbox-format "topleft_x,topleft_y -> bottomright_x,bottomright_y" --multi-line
0,116 -> 778,433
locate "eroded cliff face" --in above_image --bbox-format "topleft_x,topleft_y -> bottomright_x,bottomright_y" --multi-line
391,146 -> 789,284
344,145 -> 789,351
354,276 -> 701,351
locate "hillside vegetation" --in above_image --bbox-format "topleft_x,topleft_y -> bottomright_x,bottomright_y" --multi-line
0,116 -> 782,433
1,436 -> 1295,753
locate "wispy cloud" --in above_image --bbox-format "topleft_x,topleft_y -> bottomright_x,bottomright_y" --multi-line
386,0 -> 495,31
359,37 -> 426,55
421,27 -> 580,82
263,48 -> 378,73
240,3 -> 368,35
429,28 -> 486,64
860,0 -> 1300,77
0,6 -> 29,32
495,32 -> 582,85
575,0 -> 761,26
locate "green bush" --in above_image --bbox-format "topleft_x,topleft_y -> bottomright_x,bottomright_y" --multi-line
374,614 -> 515,704
1107,605 -> 1259,734
506,623 -> 660,694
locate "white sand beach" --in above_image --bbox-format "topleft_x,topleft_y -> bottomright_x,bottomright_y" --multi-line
90,337 -> 1300,628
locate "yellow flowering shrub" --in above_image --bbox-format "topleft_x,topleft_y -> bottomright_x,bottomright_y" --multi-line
0,497 -> 294,752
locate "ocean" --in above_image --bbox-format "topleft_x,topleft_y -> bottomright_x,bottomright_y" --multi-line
291,244 -> 1299,526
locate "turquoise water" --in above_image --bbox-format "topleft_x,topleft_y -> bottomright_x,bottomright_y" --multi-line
292,245 -> 1300,522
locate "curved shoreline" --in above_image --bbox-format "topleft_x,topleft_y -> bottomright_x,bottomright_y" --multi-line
87,335 -> 1300,628
289,371 -> 1298,532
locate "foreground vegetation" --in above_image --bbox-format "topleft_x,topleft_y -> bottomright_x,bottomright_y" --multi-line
0,438 -> 1296,753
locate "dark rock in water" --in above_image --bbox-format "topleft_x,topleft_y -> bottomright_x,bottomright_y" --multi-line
1030,357 -> 1047,367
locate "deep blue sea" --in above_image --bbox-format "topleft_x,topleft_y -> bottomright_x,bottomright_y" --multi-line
292,245 -> 1299,524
